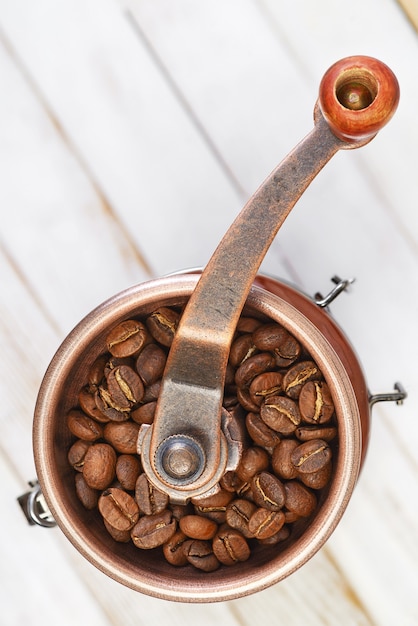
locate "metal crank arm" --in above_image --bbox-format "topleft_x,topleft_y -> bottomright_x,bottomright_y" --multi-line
138,56 -> 399,502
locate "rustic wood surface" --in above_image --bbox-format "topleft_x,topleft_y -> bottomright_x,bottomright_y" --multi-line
1,1 -> 417,624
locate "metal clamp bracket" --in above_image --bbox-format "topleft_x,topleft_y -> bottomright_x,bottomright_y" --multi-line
17,480 -> 56,528
369,382 -> 407,408
314,276 -> 355,308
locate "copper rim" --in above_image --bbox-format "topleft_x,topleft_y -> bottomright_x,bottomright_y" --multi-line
33,274 -> 364,602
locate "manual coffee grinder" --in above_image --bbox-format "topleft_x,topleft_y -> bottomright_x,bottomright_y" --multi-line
20,55 -> 406,602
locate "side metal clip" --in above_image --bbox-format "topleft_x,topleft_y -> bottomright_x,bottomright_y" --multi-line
314,276 -> 355,308
369,382 -> 407,409
17,480 -> 56,528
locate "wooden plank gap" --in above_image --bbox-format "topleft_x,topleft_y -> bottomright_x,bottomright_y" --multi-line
61,553 -> 134,626
255,0 -> 316,88
0,438 -> 32,496
124,9 -> 249,203
355,152 -> 418,261
0,239 -> 62,338
227,602 -> 250,626
323,547 -> 377,626
396,0 -> 418,31
0,25 -> 155,279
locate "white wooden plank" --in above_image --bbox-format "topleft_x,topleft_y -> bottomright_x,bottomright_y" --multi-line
0,38 -> 151,334
254,0 -> 418,260
0,0 -> 247,279
327,420 -> 418,625
0,244 -> 62,482
230,548 -> 375,626
0,456 -> 114,626
119,0 -> 318,284
119,0 -> 313,192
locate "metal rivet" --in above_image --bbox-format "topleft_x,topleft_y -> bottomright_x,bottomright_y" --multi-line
156,435 -> 205,484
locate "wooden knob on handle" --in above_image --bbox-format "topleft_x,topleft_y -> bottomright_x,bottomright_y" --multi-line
318,55 -> 400,142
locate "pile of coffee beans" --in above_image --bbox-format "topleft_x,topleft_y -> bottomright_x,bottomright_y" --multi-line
66,306 -> 337,572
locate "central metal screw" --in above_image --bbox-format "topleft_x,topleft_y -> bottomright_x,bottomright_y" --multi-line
156,435 -> 205,484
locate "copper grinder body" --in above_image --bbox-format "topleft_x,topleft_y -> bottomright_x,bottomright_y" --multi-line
31,56 -> 404,602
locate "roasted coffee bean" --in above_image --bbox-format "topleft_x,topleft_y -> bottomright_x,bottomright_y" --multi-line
103,356 -> 135,380
274,338 -> 302,368
253,323 -> 301,367
103,518 -> 131,543
135,473 -> 169,515
298,462 -> 332,490
67,409 -> 103,442
103,421 -> 140,454
106,365 -> 144,409
142,379 -> 161,403
171,503 -> 193,521
245,412 -> 281,450
131,510 -> 176,550
131,401 -> 156,425
252,322 -> 287,351
271,439 -> 299,480
220,471 -> 245,493
68,439 -> 92,471
249,371 -> 283,406
283,510 -> 301,523
135,343 -> 167,386
235,352 -> 276,388
163,530 -> 189,566
116,454 -> 142,491
106,319 -> 150,357
179,515 -> 218,540
226,499 -> 257,538
236,481 -> 255,502
94,387 -> 130,422
229,334 -> 257,368
251,471 -> 285,511
284,481 -> 317,518
78,387 -> 109,422
146,307 -> 179,347
299,380 -> 335,424
248,507 -> 286,539
183,539 -> 220,572
82,443 -> 116,490
260,396 -> 301,435
192,489 -> 234,523
283,360 -> 322,399
236,316 -> 263,334
87,354 -> 107,388
236,386 -> 261,412
98,487 -> 140,531
290,439 -> 331,474
212,526 -> 250,565
295,425 -> 337,442
75,473 -> 99,510
236,447 -> 269,483
257,524 -> 290,546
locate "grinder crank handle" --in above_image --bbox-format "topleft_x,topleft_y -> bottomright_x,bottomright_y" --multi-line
139,56 -> 399,502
